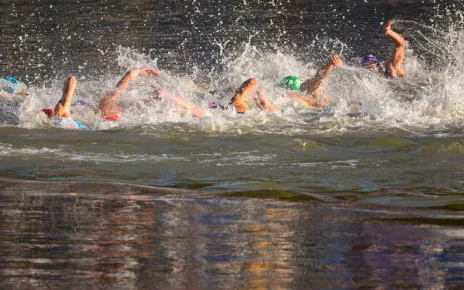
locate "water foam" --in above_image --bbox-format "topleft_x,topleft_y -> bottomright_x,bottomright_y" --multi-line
2,16 -> 463,136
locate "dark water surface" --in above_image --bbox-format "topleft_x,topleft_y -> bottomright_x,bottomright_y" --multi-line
1,0 -> 464,288
1,0 -> 461,79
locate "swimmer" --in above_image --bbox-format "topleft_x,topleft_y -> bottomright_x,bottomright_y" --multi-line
42,76 -> 88,130
1,77 -> 28,97
1,77 -> 28,125
289,55 -> 343,107
361,20 -> 406,78
98,67 -> 205,119
227,55 -> 342,113
98,67 -> 160,120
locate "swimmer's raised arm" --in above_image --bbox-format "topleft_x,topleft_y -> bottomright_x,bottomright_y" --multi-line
98,68 -> 160,117
230,78 -> 257,113
113,68 -> 160,95
230,78 -> 279,113
300,55 -> 342,96
384,20 -> 406,78
54,76 -> 77,118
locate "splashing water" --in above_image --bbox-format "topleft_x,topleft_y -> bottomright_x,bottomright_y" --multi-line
0,16 -> 461,136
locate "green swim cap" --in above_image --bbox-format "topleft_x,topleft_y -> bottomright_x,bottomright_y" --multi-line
279,76 -> 302,90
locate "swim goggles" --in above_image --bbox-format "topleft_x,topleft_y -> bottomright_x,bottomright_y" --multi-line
364,62 -> 379,69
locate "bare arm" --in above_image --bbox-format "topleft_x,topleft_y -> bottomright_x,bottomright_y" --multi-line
255,89 -> 279,112
54,76 -> 77,118
98,68 -> 160,117
143,89 -> 205,118
300,55 -> 342,96
108,68 -> 160,100
172,96 -> 205,118
230,78 -> 257,113
384,21 -> 406,78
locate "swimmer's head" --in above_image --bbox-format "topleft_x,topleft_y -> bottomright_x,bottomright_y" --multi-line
42,108 -> 54,118
361,55 -> 382,72
2,77 -> 28,96
279,76 -> 302,90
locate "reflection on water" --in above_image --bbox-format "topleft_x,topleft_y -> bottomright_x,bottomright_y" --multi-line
1,180 -> 463,289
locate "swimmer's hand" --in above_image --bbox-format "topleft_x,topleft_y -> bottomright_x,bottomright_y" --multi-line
383,20 -> 392,35
127,68 -> 160,79
137,68 -> 160,77
330,55 -> 343,67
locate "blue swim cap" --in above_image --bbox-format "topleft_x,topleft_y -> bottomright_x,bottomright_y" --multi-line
3,78 -> 16,94
5,77 -> 20,84
279,76 -> 302,90
0,77 -> 27,94
361,55 -> 380,66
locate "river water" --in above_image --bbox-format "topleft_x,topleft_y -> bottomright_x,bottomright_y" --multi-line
1,0 -> 464,288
